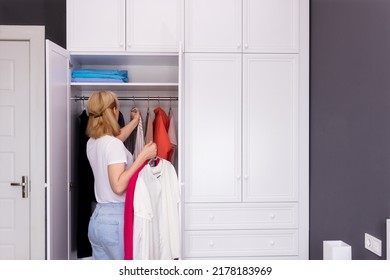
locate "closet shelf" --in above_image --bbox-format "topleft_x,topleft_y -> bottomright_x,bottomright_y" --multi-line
71,96 -> 178,101
70,82 -> 179,91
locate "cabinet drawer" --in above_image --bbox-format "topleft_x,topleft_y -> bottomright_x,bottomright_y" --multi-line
185,203 -> 298,230
185,230 -> 298,258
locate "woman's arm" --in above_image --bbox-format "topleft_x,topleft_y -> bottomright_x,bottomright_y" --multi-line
108,141 -> 157,195
116,110 -> 140,142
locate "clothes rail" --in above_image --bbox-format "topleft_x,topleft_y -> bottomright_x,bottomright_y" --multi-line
70,96 -> 178,101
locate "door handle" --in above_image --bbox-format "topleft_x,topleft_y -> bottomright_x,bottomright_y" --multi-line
10,176 -> 28,198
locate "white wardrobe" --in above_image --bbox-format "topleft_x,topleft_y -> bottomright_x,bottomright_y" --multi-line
183,0 -> 309,259
46,0 -> 308,260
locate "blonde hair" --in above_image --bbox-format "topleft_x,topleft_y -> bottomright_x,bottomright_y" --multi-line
86,91 -> 121,138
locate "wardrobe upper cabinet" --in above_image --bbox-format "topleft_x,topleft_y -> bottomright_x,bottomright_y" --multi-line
243,0 -> 299,53
184,53 -> 242,202
126,0 -> 183,52
67,0 -> 183,52
185,0 -> 299,53
67,0 -> 126,52
184,0 -> 242,53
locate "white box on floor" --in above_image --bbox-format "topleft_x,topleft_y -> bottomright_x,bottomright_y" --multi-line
323,240 -> 351,260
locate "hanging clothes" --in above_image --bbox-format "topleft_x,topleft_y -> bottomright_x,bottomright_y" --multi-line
167,108 -> 178,165
124,109 -> 137,154
132,159 -> 180,260
76,110 -> 95,258
118,111 -> 125,128
144,108 -> 154,144
153,107 -> 173,161
132,108 -> 145,160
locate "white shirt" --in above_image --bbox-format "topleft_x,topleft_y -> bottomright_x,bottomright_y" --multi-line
87,135 -> 133,203
133,159 -> 180,260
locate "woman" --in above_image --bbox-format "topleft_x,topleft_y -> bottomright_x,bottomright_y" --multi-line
86,90 -> 157,260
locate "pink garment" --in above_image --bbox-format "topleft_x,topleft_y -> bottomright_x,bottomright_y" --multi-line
168,109 -> 177,165
144,109 -> 154,144
123,161 -> 148,260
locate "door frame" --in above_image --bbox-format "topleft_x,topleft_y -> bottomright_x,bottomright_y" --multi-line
0,25 -> 46,259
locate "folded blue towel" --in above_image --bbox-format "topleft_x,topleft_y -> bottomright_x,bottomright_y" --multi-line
72,69 -> 128,82
71,78 -> 124,83
72,69 -> 128,75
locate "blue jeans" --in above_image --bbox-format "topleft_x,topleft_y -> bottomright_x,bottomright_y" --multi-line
88,202 -> 125,260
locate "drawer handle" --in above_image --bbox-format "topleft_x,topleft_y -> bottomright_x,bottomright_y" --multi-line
209,215 -> 215,220
209,241 -> 215,247
269,213 -> 276,219
269,240 -> 275,246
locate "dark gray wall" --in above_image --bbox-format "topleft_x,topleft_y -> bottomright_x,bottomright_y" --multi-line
311,0 -> 390,259
2,0 -> 390,260
0,0 -> 66,48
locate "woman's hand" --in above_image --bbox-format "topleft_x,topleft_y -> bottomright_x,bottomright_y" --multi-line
131,109 -> 140,123
139,141 -> 157,161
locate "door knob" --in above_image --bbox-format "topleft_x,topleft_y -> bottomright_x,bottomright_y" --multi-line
10,176 -> 28,198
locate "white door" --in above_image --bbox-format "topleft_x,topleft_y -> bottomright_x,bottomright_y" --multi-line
46,40 -> 70,259
126,0 -> 183,52
185,53 -> 242,202
67,0 -> 126,52
184,0 -> 242,52
243,54 -> 299,202
0,41 -> 30,259
243,0 -> 299,53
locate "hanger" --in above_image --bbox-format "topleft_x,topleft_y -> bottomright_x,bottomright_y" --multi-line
147,96 -> 150,114
81,96 -> 89,115
130,96 -> 138,117
149,156 -> 160,167
169,97 -> 172,116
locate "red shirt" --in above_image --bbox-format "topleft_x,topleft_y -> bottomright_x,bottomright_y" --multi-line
153,107 -> 173,161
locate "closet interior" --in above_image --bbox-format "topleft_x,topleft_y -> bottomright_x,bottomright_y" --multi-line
50,50 -> 182,259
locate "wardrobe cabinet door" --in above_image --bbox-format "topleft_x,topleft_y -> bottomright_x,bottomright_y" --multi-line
185,54 -> 241,202
243,0 -> 299,53
46,40 -> 70,259
67,0 -> 126,52
185,0 -> 242,52
243,54 -> 299,202
126,0 -> 183,52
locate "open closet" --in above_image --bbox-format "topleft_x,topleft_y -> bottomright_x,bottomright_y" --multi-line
46,41 -> 183,259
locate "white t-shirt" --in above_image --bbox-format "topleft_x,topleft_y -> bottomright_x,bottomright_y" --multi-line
87,135 -> 133,203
